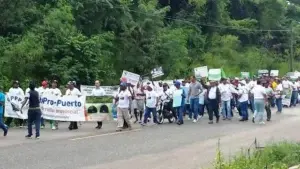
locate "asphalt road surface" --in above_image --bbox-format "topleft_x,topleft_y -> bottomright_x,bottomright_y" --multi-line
1,108 -> 300,169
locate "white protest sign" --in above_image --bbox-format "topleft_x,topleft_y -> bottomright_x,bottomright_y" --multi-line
208,69 -> 221,81
5,93 -> 29,119
270,70 -> 279,77
258,70 -> 269,77
151,67 -> 164,78
121,70 -> 140,85
194,66 -> 208,78
80,85 -> 118,96
40,95 -> 86,121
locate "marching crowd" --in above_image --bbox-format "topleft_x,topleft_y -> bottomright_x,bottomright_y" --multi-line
0,74 -> 299,137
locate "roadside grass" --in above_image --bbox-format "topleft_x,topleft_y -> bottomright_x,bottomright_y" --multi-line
213,141 -> 300,169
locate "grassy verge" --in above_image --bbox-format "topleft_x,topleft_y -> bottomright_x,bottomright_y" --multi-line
213,141 -> 300,169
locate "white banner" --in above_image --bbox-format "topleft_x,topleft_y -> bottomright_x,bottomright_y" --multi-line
151,67 -> 164,78
41,95 -> 86,121
5,93 -> 29,119
121,70 -> 140,85
194,66 -> 208,78
80,85 -> 118,96
270,70 -> 279,77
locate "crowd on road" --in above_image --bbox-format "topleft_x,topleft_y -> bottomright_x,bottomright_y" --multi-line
0,75 -> 298,138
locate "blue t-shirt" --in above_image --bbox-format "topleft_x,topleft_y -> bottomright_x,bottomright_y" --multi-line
0,92 -> 5,115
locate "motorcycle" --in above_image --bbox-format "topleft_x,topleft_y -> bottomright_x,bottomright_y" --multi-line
157,99 -> 175,124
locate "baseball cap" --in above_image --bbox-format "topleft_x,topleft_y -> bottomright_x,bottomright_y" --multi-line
41,80 -> 48,86
174,81 -> 181,86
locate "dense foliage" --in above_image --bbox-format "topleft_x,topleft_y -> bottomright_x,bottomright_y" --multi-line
1,0 -> 300,89
214,141 -> 300,169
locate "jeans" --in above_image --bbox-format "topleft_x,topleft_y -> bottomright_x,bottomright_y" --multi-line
249,96 -> 255,113
183,104 -> 190,116
276,98 -> 282,113
254,99 -> 265,123
174,106 -> 183,123
221,100 -> 231,119
239,101 -> 248,120
27,109 -> 42,137
144,107 -> 157,124
189,98 -> 199,120
199,104 -> 205,116
291,91 -> 298,106
208,99 -> 220,121
0,114 -> 7,132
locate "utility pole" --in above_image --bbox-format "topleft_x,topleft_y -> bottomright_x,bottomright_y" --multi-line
289,24 -> 294,72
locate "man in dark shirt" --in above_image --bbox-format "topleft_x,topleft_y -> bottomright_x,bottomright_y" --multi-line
21,81 -> 42,139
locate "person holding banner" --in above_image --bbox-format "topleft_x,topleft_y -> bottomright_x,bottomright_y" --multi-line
91,80 -> 106,129
48,80 -> 62,130
21,81 -> 42,139
0,86 -> 8,136
37,80 -> 49,129
6,80 -> 25,128
65,81 -> 82,130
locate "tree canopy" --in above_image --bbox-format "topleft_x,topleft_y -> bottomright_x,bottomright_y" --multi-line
0,0 -> 300,88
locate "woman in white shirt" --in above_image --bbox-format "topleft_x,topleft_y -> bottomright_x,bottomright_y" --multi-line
65,81 -> 81,130
251,80 -> 267,124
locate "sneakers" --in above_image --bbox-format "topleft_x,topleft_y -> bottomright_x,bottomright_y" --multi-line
193,119 -> 197,123
52,126 -> 57,130
25,135 -> 32,139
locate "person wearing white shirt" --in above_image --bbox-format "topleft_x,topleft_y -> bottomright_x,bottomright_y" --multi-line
291,80 -> 299,107
182,81 -> 190,117
6,80 -> 25,128
65,81 -> 81,130
48,80 -> 62,130
238,80 -> 249,121
91,80 -> 106,129
206,81 -> 221,124
172,81 -> 186,125
264,82 -> 274,121
115,83 -> 132,131
141,85 -> 159,125
247,79 -> 257,113
251,80 -> 267,124
219,78 -> 237,120
275,80 -> 283,113
37,80 -> 49,129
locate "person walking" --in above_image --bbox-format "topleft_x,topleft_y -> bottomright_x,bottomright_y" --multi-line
21,81 -> 42,139
0,86 -> 8,136
172,81 -> 186,125
275,79 -> 283,113
264,82 -> 274,121
65,81 -> 81,130
115,82 -> 132,131
206,81 -> 221,124
141,85 -> 159,126
187,76 -> 203,123
237,80 -> 249,121
251,80 -> 267,124
91,80 -> 106,129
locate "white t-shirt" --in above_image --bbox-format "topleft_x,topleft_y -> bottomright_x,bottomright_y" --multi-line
282,80 -> 291,89
9,87 -> 24,96
38,87 -> 49,97
65,88 -> 81,96
160,89 -> 173,101
238,86 -> 248,102
275,84 -> 283,98
48,88 -> 62,96
145,90 -> 159,108
251,85 -> 266,99
292,82 -> 299,91
219,84 -> 236,101
133,87 -> 145,100
208,87 -> 217,100
91,87 -> 106,96
117,90 -> 131,108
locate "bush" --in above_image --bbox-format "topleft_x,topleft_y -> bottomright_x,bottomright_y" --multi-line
213,141 -> 300,169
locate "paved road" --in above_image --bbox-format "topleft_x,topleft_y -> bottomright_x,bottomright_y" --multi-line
1,108 -> 300,169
